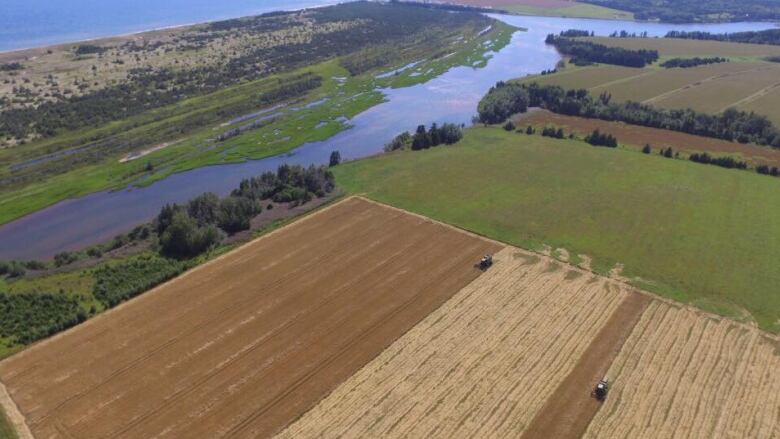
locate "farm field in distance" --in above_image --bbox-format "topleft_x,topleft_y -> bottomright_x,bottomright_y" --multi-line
280,249 -> 780,438
521,37 -> 780,126
518,110 -> 780,167
0,197 -> 499,439
443,0 -> 633,19
334,127 -> 780,333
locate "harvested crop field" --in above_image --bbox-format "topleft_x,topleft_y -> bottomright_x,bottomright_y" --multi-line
278,246 -> 780,439
277,249 -> 640,438
0,196 -> 500,439
517,110 -> 780,167
585,301 -> 780,438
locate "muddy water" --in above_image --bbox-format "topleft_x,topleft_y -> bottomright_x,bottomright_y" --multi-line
0,15 -> 774,260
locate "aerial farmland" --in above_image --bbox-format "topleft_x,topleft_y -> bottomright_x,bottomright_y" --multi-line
1,196 -> 777,438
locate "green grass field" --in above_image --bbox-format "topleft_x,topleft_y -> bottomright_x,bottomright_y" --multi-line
504,2 -> 633,19
521,37 -> 780,127
0,407 -> 17,439
335,127 -> 780,333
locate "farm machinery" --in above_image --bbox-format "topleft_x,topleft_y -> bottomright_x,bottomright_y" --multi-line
592,378 -> 609,401
479,254 -> 493,270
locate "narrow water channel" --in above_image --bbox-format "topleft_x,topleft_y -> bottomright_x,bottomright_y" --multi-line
0,14 -> 773,260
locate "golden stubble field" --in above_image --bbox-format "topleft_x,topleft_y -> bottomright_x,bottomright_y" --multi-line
278,247 -> 780,439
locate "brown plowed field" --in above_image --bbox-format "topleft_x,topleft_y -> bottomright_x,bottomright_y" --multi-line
277,249 -> 633,438
585,301 -> 780,438
518,110 -> 780,167
0,197 -> 500,439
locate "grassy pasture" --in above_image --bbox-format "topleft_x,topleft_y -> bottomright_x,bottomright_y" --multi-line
334,127 -> 780,333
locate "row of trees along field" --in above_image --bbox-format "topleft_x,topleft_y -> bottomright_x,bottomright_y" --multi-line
581,0 -> 780,23
384,123 -> 463,151
478,82 -> 780,147
660,57 -> 728,68
545,32 -> 659,67
665,29 -> 780,45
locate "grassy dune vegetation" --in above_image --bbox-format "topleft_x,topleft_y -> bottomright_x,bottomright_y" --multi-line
334,127 -> 780,333
0,2 -> 516,225
522,37 -> 780,126
0,408 -> 17,439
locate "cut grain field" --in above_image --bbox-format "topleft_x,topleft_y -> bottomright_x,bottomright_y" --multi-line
277,248 -> 636,438
0,197 -> 499,439
278,248 -> 780,438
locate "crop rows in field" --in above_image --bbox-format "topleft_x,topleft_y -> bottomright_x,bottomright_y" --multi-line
0,197 -> 499,439
586,300 -> 780,438
277,249 -> 631,438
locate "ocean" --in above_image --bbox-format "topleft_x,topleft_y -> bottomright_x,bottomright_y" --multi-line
0,0 -> 341,52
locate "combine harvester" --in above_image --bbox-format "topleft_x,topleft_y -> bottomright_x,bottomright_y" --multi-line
479,254 -> 493,270
593,378 -> 609,401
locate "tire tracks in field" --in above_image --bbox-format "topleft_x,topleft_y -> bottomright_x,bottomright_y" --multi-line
641,66 -> 773,106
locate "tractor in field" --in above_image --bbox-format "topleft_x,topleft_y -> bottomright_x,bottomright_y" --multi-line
479,254 -> 493,270
592,378 -> 609,401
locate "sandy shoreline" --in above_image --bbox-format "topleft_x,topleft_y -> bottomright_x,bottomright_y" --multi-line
0,1 -> 339,57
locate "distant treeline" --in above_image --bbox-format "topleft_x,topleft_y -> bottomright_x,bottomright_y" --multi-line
0,62 -> 23,72
660,57 -> 728,68
581,0 -> 780,23
477,81 -> 529,124
385,123 -> 463,151
478,82 -> 780,147
545,34 -> 659,67
665,29 -> 780,46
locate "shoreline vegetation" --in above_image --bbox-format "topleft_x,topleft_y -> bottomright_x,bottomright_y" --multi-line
0,1 -> 517,226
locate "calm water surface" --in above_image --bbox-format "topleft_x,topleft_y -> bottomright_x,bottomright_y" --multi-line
0,14 -> 775,260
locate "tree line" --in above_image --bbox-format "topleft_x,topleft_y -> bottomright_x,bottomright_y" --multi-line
580,0 -> 780,23
478,83 -> 780,147
384,123 -> 463,151
545,33 -> 659,67
665,29 -> 780,46
155,164 -> 335,258
660,57 -> 728,68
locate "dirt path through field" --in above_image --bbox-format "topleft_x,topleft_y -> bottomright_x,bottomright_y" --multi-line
520,292 -> 651,439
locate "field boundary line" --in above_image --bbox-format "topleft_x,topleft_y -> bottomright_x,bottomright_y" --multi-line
356,196 -> 780,343
0,380 -> 33,439
0,194 -> 352,368
588,69 -> 657,91
721,81 -> 780,112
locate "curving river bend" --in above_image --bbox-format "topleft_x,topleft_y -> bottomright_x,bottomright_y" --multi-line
0,14 -> 774,260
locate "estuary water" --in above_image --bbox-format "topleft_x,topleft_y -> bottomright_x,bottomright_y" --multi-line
0,13 -> 774,260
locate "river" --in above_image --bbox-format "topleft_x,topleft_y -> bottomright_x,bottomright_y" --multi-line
0,14 -> 774,260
